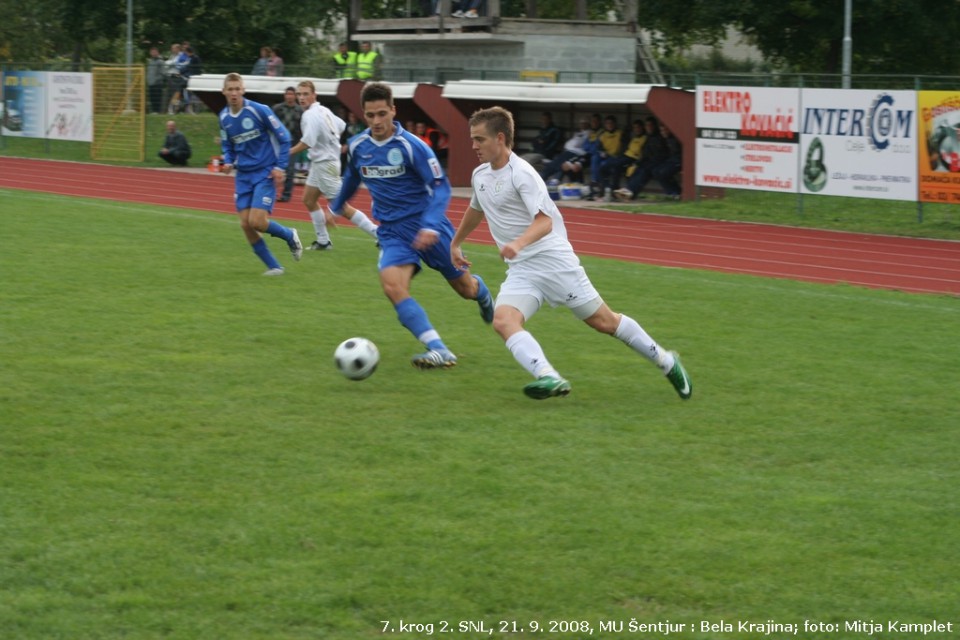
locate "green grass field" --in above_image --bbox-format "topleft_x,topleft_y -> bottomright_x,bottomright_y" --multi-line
1,189 -> 958,639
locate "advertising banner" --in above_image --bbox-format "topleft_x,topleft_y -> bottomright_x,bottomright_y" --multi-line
2,71 -> 45,138
696,86 -> 800,193
2,71 -> 93,142
45,72 -> 93,141
917,91 -> 960,204
798,89 -> 917,201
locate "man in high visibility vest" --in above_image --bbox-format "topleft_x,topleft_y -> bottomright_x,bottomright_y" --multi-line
356,42 -> 382,80
332,42 -> 357,79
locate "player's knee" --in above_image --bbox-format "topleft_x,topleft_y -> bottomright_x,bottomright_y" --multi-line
449,275 -> 476,299
381,282 -> 408,303
585,308 -> 619,334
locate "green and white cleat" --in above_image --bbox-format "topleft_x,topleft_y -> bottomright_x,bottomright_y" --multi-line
523,375 -> 571,400
665,351 -> 692,400
411,348 -> 458,369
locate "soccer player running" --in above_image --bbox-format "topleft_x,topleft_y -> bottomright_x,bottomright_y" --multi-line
219,73 -> 302,275
450,106 -> 692,400
289,80 -> 379,250
329,82 -> 494,369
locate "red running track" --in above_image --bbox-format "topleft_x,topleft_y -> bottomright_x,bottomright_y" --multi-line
2,156 -> 958,296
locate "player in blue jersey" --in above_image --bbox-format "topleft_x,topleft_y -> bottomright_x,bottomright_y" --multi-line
219,72 -> 303,275
329,82 -> 494,369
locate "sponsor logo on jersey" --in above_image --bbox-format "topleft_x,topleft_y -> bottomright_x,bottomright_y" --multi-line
361,165 -> 407,178
233,129 -> 262,144
428,157 -> 443,179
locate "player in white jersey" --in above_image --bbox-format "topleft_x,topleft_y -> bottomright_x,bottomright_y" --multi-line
289,80 -> 378,250
451,106 -> 692,400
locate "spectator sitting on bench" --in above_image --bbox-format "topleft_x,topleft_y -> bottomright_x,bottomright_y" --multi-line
614,116 -> 669,201
652,122 -> 682,197
585,114 -> 625,199
539,118 -> 593,183
520,111 -> 563,171
598,118 -> 645,200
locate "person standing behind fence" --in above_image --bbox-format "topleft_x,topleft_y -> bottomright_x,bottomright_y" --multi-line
332,43 -> 357,79
165,43 -> 185,114
356,42 -> 382,80
266,47 -> 284,77
251,46 -> 270,75
146,47 -> 166,114
218,73 -> 303,276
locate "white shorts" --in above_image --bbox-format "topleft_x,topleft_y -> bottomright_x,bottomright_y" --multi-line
496,265 -> 602,321
305,161 -> 343,196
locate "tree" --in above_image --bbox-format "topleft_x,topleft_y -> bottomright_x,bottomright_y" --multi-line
638,0 -> 960,75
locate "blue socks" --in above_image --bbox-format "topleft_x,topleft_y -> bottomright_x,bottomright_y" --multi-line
251,239 -> 281,269
474,274 -> 491,301
265,220 -> 292,242
251,222 -> 290,270
395,298 -> 446,350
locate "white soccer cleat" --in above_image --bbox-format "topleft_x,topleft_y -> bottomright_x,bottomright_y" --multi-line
289,228 -> 303,261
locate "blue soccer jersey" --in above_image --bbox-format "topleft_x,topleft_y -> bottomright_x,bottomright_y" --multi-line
219,98 -> 291,173
331,121 -> 451,232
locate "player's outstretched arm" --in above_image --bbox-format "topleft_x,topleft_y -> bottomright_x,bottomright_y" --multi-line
451,206 -> 485,269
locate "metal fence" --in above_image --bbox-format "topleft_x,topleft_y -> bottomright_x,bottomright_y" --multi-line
5,62 -> 959,90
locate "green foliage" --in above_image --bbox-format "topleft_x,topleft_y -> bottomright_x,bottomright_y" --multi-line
4,0 -> 960,74
1,190 -> 959,638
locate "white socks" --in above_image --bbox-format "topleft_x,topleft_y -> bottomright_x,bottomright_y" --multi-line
505,331 -> 557,379
614,314 -> 674,373
308,209 -> 330,243
346,210 -> 379,239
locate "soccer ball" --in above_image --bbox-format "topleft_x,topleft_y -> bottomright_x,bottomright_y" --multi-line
334,337 -> 380,380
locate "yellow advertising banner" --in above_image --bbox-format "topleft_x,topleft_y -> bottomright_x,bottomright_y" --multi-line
918,90 -> 960,203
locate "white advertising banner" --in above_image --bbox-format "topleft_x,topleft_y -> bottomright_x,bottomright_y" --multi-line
45,72 -> 93,142
696,86 -> 800,193
798,89 -> 917,200
2,71 -> 92,141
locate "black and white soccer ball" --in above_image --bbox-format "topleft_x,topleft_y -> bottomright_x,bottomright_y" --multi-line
334,337 -> 380,381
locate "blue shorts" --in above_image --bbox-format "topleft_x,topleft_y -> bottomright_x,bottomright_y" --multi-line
234,167 -> 276,213
377,215 -> 463,280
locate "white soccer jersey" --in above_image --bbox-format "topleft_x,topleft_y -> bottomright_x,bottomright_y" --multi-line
470,152 -> 580,270
300,102 -> 345,163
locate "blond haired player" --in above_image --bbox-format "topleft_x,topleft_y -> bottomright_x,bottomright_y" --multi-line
451,106 -> 692,400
